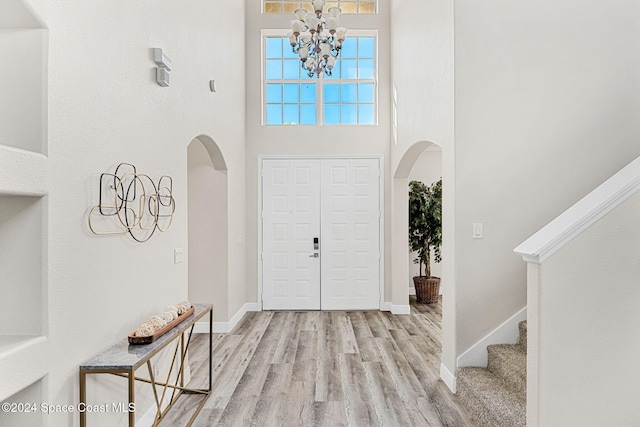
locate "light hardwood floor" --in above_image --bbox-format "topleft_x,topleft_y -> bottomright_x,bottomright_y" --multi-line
160,297 -> 478,426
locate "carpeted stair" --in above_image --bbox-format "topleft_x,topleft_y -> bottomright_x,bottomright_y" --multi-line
457,320 -> 527,427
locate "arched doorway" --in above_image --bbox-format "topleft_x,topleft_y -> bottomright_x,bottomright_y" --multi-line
392,141 -> 442,302
392,140 -> 457,391
187,135 -> 229,324
407,146 -> 444,286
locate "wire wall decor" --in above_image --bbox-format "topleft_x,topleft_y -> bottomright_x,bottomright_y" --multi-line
88,163 -> 175,242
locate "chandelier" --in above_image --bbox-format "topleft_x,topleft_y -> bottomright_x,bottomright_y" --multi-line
288,0 -> 348,78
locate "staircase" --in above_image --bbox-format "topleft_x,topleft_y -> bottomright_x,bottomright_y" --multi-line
457,321 -> 527,427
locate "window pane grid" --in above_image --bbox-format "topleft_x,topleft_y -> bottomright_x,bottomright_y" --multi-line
266,82 -> 317,126
321,35 -> 376,125
323,80 -> 375,125
264,35 -> 376,126
263,1 -> 377,14
265,37 -> 317,126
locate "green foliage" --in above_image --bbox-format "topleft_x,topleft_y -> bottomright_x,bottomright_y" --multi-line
408,178 -> 442,278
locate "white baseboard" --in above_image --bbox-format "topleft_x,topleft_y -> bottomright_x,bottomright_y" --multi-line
137,393 -> 173,427
136,364 -> 192,426
193,302 -> 260,334
381,301 -> 411,315
457,306 -> 527,368
195,301 -> 413,331
440,362 -> 456,394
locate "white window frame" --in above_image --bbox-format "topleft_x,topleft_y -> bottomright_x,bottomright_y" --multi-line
261,29 -> 378,127
262,1 -> 378,14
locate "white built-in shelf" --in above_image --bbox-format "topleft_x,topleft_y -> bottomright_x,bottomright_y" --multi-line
0,375 -> 45,426
0,335 -> 42,357
0,28 -> 48,156
0,146 -> 48,196
0,0 -> 49,409
0,194 -> 48,402
0,335 -> 48,404
0,195 -> 46,337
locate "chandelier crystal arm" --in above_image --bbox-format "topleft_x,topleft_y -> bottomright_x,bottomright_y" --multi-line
288,3 -> 347,78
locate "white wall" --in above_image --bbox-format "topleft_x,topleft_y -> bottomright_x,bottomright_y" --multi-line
188,139 -> 229,323
453,0 -> 640,368
534,191 -> 640,424
391,0 -> 640,386
389,0 -> 455,377
389,1 -> 454,170
244,0 -> 393,304
0,0 -> 246,425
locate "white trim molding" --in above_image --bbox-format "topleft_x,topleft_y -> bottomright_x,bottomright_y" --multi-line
440,363 -> 456,394
137,394 -> 174,427
193,302 -> 259,334
381,301 -> 411,315
514,155 -> 640,263
457,307 -> 527,368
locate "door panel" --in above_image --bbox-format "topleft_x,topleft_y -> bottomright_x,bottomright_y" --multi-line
321,158 -> 380,310
261,158 -> 380,310
262,159 -> 321,310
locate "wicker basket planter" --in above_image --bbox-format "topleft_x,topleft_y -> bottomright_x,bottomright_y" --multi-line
413,276 -> 441,304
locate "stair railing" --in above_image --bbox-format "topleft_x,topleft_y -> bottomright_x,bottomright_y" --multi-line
514,155 -> 640,426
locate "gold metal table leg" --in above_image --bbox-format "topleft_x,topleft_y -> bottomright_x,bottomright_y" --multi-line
79,370 -> 86,427
128,369 -> 135,426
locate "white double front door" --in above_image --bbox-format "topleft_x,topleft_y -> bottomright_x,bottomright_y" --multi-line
261,158 -> 381,310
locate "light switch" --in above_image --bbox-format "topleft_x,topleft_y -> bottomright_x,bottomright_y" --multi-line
174,248 -> 184,264
472,223 -> 483,239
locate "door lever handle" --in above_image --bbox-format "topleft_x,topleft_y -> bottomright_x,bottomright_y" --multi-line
309,253 -> 319,258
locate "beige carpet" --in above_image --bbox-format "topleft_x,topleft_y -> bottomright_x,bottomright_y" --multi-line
456,321 -> 527,427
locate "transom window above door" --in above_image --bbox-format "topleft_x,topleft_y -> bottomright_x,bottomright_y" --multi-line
263,1 -> 377,14
263,32 -> 377,126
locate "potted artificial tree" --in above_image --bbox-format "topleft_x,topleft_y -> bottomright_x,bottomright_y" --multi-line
409,178 -> 442,304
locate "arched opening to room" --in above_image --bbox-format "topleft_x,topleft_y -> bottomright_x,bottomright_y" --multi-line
187,135 -> 229,324
392,139 -> 457,385
392,139 -> 457,390
393,141 -> 445,299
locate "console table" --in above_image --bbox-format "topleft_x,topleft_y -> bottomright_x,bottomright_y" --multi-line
79,304 -> 213,427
